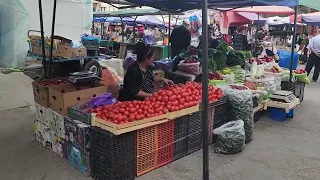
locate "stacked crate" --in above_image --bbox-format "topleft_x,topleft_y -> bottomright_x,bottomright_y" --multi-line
90,127 -> 136,180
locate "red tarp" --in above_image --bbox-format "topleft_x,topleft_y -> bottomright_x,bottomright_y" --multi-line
229,6 -> 295,15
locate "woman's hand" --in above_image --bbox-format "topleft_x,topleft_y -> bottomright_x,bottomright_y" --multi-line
162,78 -> 174,85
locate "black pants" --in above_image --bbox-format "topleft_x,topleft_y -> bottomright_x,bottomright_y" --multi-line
305,52 -> 320,81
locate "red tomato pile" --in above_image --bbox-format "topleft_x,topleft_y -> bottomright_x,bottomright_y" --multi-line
38,77 -> 69,86
89,82 -> 223,124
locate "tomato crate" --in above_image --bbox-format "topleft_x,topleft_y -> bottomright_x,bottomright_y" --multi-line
136,126 -> 158,177
173,116 -> 189,160
187,131 -> 202,155
156,121 -> 174,168
90,127 -> 136,180
214,112 -> 228,129
213,96 -> 227,113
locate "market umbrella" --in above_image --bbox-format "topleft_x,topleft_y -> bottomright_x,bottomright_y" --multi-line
229,6 -> 295,15
301,12 -> 320,26
237,12 -> 266,24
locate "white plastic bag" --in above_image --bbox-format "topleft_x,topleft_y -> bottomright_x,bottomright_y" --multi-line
222,74 -> 235,84
213,120 -> 245,154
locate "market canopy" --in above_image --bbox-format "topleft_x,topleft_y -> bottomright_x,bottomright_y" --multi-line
93,16 -> 134,23
93,11 -> 111,18
228,6 -> 295,15
121,0 -> 299,13
237,12 -> 266,23
108,8 -> 177,16
301,12 -> 320,26
300,0 -> 320,11
136,15 -> 165,26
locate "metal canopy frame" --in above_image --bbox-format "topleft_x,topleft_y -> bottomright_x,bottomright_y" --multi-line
36,1 -> 298,180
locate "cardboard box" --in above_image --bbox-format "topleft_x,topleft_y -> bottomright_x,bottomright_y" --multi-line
34,121 -> 54,150
64,117 -> 90,153
67,144 -> 91,176
48,83 -> 107,116
29,35 -> 60,57
46,108 -> 65,138
32,78 -> 70,108
51,132 -> 68,159
55,36 -> 87,58
35,103 -> 44,123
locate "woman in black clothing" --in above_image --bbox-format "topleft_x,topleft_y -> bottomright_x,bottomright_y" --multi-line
118,42 -> 173,101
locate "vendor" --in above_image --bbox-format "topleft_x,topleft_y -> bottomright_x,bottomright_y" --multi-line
118,42 -> 173,101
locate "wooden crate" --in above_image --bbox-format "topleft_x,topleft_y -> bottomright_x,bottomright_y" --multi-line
91,113 -> 169,135
168,104 -> 200,120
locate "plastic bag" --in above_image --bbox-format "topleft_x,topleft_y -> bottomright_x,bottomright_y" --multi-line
227,89 -> 254,143
213,120 -> 245,154
123,55 -> 137,71
177,60 -> 200,75
222,74 -> 235,84
294,73 -> 310,84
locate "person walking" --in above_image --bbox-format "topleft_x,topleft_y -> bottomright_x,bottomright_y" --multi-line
305,29 -> 320,82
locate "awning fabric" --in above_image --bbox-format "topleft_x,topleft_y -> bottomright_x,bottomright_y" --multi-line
300,0 -> 320,11
121,0 -> 299,13
229,6 -> 295,15
301,12 -> 320,26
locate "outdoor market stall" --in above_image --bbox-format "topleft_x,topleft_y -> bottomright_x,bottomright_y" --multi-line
32,0 -> 301,180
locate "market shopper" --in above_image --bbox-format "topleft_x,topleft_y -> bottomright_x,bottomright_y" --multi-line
170,21 -> 191,58
305,29 -> 320,82
233,26 -> 250,51
118,42 -> 173,101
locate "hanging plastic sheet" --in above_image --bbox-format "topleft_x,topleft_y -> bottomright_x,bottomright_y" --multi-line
0,0 -> 93,68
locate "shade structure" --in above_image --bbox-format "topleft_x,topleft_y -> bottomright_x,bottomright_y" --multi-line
229,6 -> 295,15
301,12 -> 320,26
300,0 -> 320,11
120,0 -> 299,13
136,15 -> 165,27
237,12 -> 266,24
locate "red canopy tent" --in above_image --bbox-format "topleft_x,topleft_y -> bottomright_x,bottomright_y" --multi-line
229,6 -> 295,15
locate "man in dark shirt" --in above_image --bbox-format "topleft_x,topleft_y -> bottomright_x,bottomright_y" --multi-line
170,21 -> 191,58
233,26 -> 249,51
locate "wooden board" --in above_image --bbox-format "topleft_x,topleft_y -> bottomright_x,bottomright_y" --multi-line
168,104 -> 200,120
253,104 -> 264,113
92,117 -> 170,135
91,113 -> 168,130
264,98 -> 300,113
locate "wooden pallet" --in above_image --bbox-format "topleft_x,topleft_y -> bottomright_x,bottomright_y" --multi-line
264,98 -> 300,113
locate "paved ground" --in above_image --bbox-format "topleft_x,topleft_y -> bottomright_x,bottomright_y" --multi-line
1,72 -> 320,180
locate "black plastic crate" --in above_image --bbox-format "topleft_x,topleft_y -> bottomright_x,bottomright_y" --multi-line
187,131 -> 202,155
281,81 -> 300,97
213,96 -> 228,115
299,82 -> 305,102
92,161 -> 135,180
90,127 -> 136,180
68,107 -> 91,125
173,116 -> 189,160
254,110 -> 267,123
188,111 -> 202,134
214,112 -> 228,129
212,95 -> 227,107
253,96 -> 259,109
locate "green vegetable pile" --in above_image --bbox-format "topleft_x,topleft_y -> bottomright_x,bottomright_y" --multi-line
217,41 -> 232,54
208,49 -> 227,71
226,50 -> 249,68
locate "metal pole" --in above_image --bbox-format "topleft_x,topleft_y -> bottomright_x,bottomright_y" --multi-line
168,13 -> 171,58
49,0 -> 57,79
289,6 -> 298,89
201,0 -> 209,179
38,0 -> 47,79
120,17 -> 124,43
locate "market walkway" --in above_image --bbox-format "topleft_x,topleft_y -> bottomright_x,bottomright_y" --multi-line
1,72 -> 320,180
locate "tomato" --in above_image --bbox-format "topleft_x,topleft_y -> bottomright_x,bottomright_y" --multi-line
140,114 -> 146,119
179,98 -> 186,104
148,109 -> 154,114
163,95 -> 169,102
169,95 -> 177,101
138,109 -> 143,114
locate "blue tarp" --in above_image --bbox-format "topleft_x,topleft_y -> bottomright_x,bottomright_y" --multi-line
93,17 -> 134,23
302,14 -> 320,26
123,0 -> 299,12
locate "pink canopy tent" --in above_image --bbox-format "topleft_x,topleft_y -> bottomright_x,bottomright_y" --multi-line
229,6 -> 295,15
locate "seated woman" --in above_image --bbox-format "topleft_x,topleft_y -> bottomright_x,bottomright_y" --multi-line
118,42 -> 173,101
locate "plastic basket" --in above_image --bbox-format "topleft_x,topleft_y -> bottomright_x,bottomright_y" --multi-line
173,116 -> 189,160
281,81 -> 300,97
156,121 -> 174,168
188,111 -> 202,134
90,127 -> 136,180
187,131 -> 202,155
136,126 -> 158,177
